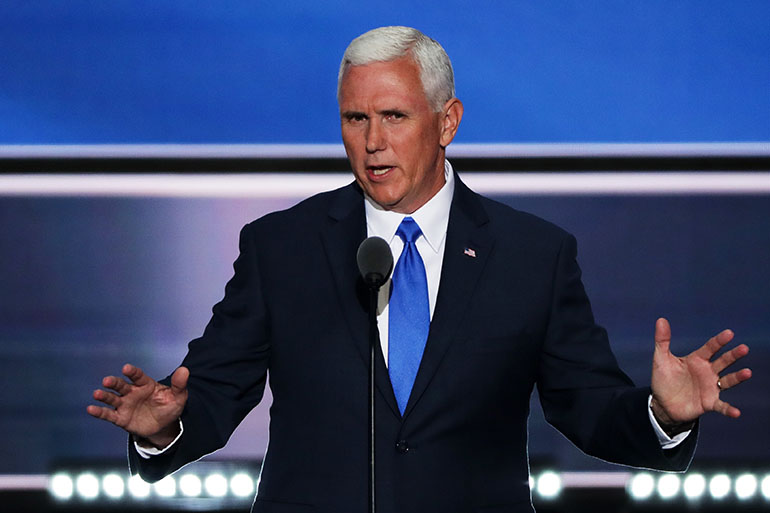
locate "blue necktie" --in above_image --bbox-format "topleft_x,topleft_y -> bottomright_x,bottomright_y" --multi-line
389,217 -> 430,415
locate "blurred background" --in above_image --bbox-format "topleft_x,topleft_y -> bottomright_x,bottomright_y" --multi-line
1,1 -> 769,511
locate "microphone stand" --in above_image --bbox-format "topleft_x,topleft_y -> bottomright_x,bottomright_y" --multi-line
356,236 -> 392,513
366,284 -> 379,513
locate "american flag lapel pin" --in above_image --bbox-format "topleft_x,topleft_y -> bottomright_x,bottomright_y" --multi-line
463,247 -> 477,258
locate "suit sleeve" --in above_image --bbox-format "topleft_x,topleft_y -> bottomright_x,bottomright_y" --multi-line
536,233 -> 697,471
129,222 -> 271,481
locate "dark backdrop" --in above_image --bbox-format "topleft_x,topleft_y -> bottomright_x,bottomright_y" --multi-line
1,182 -> 767,474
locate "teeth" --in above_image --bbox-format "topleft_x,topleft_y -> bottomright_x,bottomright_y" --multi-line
371,167 -> 391,176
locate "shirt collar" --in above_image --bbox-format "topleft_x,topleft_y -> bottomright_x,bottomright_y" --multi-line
365,160 -> 455,254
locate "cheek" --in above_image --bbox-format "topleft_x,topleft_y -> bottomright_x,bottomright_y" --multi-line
389,132 -> 419,162
396,139 -> 432,174
341,128 -> 364,152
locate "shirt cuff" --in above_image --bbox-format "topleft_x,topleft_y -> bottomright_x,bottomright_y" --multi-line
133,419 -> 184,459
647,394 -> 691,449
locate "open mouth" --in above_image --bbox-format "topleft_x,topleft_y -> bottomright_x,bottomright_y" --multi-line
367,165 -> 394,177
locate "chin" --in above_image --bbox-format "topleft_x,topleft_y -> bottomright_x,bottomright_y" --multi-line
370,197 -> 399,211
365,186 -> 402,207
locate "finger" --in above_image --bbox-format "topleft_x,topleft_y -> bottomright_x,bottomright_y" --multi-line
693,329 -> 735,360
712,344 -> 749,374
122,363 -> 153,387
170,366 -> 190,395
93,388 -> 121,408
717,368 -> 753,391
86,404 -> 118,423
713,398 -> 742,418
102,375 -> 131,395
653,318 -> 672,355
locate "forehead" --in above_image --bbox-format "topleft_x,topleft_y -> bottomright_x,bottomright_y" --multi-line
338,57 -> 429,109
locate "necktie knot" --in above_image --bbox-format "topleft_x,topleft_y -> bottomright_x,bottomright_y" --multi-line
396,217 -> 422,244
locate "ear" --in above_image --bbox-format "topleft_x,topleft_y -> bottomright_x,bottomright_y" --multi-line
439,98 -> 464,148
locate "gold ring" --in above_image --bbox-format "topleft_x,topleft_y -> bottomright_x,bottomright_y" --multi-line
717,379 -> 722,390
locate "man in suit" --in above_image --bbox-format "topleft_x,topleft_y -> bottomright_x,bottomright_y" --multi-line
88,26 -> 752,512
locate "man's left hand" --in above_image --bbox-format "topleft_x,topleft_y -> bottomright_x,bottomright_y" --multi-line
650,317 -> 752,432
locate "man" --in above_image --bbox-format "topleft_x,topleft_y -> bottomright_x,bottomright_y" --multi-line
88,26 -> 752,512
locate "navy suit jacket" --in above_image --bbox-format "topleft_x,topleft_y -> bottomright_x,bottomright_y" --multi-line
130,175 -> 696,512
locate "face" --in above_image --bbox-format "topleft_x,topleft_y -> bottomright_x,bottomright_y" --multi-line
338,56 -> 462,213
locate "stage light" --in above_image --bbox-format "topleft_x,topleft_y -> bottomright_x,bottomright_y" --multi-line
682,473 -> 706,499
535,471 -> 561,499
101,473 -> 125,499
46,466 -> 770,507
709,473 -> 731,499
735,473 -> 757,500
761,475 -> 770,500
153,475 -> 176,497
75,472 -> 99,499
46,461 -> 266,505
629,473 -> 655,499
127,474 -> 151,499
179,474 -> 202,497
657,473 -> 680,499
50,473 -> 74,500
205,473 -> 228,497
230,473 -> 255,497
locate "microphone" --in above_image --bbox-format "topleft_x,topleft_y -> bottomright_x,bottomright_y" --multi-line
357,236 -> 393,290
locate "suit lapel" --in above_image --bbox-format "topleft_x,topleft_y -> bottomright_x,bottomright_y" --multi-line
403,176 -> 495,418
321,183 -> 401,418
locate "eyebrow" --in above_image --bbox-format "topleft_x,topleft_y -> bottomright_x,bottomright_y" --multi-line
341,108 -> 408,118
341,110 -> 366,119
381,109 -> 407,117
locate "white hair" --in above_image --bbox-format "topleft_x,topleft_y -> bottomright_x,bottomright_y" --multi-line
337,26 -> 455,112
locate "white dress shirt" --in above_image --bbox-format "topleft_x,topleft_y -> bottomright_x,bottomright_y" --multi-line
364,160 -> 454,363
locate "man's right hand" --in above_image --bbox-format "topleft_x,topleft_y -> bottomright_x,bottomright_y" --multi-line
87,364 -> 189,450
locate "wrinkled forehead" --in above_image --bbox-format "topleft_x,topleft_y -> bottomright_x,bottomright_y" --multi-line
338,56 -> 429,105
339,59 -> 432,112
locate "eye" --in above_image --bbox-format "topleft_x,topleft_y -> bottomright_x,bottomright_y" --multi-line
384,111 -> 406,121
343,112 -> 367,124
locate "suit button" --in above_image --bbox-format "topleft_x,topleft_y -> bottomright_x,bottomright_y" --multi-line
395,440 -> 409,453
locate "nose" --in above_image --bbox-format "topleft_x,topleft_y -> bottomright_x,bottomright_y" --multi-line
365,119 -> 386,153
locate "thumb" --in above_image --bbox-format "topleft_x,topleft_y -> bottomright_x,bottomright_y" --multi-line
170,366 -> 190,395
654,317 -> 672,355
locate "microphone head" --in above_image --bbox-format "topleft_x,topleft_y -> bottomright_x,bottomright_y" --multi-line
357,236 -> 393,290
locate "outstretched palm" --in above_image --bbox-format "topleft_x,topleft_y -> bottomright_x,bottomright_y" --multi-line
650,318 -> 752,427
87,364 -> 189,445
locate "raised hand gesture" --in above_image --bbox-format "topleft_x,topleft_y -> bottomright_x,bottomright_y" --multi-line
650,318 -> 752,433
87,364 -> 189,449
